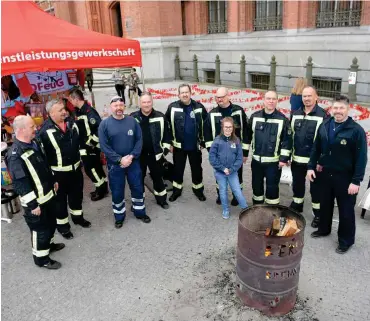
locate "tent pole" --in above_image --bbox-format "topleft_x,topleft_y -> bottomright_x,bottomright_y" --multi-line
140,67 -> 146,92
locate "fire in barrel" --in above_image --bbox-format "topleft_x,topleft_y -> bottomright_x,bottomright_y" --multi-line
236,205 -> 306,316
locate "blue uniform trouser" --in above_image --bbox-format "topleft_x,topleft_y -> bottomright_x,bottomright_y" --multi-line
318,170 -> 356,247
107,160 -> 146,222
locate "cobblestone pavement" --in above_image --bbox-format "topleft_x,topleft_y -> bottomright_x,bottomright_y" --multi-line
2,86 -> 370,321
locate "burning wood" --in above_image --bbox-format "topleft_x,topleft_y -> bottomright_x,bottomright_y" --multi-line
265,218 -> 301,237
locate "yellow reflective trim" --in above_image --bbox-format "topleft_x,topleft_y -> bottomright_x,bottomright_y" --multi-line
91,134 -> 99,143
242,144 -> 250,150
162,143 -> 171,150
192,183 -> 204,189
32,231 -> 49,257
57,217 -> 69,224
293,197 -> 304,204
150,117 -> 164,149
154,189 -> 167,196
210,112 -> 222,140
312,202 -> 320,210
46,129 -> 63,167
20,191 -> 37,204
51,161 -> 81,172
92,168 -> 105,187
37,189 -> 54,204
252,155 -> 279,163
170,108 -> 182,150
281,149 -> 291,156
69,208 -> 82,216
173,181 -> 183,189
193,108 -> 203,114
80,149 -> 87,156
231,110 -> 243,136
73,123 -> 79,134
21,150 -> 44,199
265,198 -> 280,205
253,194 -> 264,201
77,115 -> 91,136
292,155 -> 310,164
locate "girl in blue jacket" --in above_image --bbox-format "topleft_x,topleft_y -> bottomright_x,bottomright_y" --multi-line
209,117 -> 248,219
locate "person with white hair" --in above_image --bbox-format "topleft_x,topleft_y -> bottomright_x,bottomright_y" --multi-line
37,99 -> 91,240
6,115 -> 64,269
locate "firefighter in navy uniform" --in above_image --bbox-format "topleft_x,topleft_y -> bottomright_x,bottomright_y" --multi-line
131,92 -> 172,209
290,86 -> 329,227
246,90 -> 292,205
38,99 -> 91,240
204,87 -> 249,205
68,88 -> 108,201
308,95 -> 367,254
165,83 -> 208,202
7,115 -> 65,269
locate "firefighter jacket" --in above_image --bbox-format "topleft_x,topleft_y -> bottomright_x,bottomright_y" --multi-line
130,109 -> 172,160
165,99 -> 208,149
6,139 -> 56,210
204,104 -> 249,156
75,102 -> 102,156
308,117 -> 367,185
37,117 -> 81,172
290,104 -> 329,164
246,109 -> 292,163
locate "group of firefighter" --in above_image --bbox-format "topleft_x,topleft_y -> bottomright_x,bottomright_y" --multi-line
7,83 -> 367,269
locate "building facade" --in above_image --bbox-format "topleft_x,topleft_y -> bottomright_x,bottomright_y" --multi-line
39,1 -> 370,102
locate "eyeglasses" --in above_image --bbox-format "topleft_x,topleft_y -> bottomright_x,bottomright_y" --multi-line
110,97 -> 124,103
223,126 -> 233,129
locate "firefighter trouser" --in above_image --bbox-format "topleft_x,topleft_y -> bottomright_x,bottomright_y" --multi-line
172,148 -> 204,196
290,162 -> 321,216
23,198 -> 57,266
140,153 -> 167,204
216,166 -> 243,197
107,160 -> 146,222
318,170 -> 356,247
251,160 -> 282,205
129,89 -> 138,107
54,168 -> 85,234
82,151 -> 107,193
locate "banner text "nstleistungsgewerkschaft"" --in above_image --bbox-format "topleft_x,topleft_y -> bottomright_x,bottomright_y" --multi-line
1,48 -> 136,64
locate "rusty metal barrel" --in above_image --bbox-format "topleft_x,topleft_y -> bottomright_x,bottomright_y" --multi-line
236,205 -> 306,316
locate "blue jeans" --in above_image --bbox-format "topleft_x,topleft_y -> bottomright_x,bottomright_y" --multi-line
107,160 -> 146,222
214,171 -> 248,212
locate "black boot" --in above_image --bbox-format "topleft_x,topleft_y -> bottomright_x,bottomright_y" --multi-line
311,216 -> 320,228
169,191 -> 181,202
231,196 -> 238,206
73,218 -> 91,228
196,193 -> 206,202
157,201 -> 169,209
91,182 -> 108,201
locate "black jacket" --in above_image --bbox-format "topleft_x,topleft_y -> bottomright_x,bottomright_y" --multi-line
291,104 -> 329,164
246,109 -> 292,163
164,99 -> 207,149
204,104 -> 249,157
6,139 -> 55,210
308,117 -> 367,185
130,109 -> 172,160
37,117 -> 81,172
75,102 -> 102,155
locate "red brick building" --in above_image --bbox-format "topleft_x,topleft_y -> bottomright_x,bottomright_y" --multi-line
37,1 -> 370,101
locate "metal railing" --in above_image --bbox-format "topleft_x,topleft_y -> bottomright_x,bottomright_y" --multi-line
254,16 -> 283,31
174,54 -> 370,102
316,9 -> 362,28
207,21 -> 228,34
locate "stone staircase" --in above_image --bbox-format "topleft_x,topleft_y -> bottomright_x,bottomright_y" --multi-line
92,67 -> 132,89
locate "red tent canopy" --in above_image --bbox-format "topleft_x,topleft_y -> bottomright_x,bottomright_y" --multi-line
1,1 -> 142,75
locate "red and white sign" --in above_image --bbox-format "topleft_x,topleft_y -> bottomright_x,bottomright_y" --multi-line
25,71 -> 72,94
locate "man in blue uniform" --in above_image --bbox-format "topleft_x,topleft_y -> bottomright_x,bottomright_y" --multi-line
308,95 -> 367,254
98,96 -> 151,228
